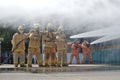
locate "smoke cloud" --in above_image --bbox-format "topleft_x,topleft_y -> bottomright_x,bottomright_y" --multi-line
0,0 -> 120,31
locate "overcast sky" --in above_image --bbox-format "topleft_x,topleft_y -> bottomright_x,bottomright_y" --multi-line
0,0 -> 120,31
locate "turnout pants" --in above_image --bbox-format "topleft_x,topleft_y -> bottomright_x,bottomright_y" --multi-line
57,50 -> 67,66
13,52 -> 25,66
28,48 -> 42,66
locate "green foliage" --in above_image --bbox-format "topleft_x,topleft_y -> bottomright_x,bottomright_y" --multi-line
0,26 -> 16,52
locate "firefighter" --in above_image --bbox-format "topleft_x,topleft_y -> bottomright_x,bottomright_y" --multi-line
41,27 -> 48,66
81,40 -> 93,64
51,29 -> 57,66
27,23 -> 42,67
56,25 -> 68,67
11,25 -> 27,67
69,41 -> 80,64
43,23 -> 55,66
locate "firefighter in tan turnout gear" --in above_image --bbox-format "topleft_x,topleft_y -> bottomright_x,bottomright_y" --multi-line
43,23 -> 56,66
11,25 -> 27,67
27,23 -> 42,67
51,28 -> 57,66
56,25 -> 68,67
41,27 -> 48,66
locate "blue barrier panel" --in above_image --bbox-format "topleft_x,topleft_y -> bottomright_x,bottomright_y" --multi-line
91,48 -> 120,64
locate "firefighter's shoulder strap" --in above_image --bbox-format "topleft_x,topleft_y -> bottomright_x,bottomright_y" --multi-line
12,37 -> 27,53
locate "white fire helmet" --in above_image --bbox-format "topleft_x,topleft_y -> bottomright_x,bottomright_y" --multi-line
18,25 -> 24,33
47,23 -> 53,27
33,23 -> 41,31
58,25 -> 64,32
47,22 -> 54,32
29,29 -> 35,33
33,23 -> 41,27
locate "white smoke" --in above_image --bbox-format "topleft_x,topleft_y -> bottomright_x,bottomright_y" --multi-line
0,0 -> 120,31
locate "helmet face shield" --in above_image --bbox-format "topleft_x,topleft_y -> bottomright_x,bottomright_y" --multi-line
19,29 -> 24,33
18,26 -> 24,33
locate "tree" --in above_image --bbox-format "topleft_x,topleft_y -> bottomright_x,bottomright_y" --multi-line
0,26 -> 16,52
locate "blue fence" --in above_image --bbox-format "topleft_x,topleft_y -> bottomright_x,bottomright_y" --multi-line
92,48 -> 120,64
